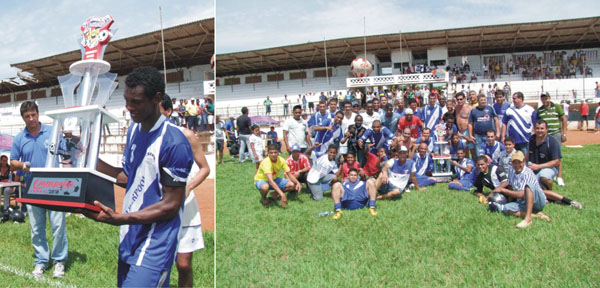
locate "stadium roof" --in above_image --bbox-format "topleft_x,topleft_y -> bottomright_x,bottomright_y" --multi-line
216,16 -> 600,77
1,18 -> 214,94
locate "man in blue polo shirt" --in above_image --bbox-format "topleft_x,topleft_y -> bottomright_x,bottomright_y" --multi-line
10,100 -> 68,278
85,67 -> 193,287
468,94 -> 499,157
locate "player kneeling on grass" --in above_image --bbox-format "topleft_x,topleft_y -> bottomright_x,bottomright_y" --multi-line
473,156 -> 507,203
306,144 -> 339,201
489,151 -> 550,229
254,144 -> 302,208
412,142 -> 437,187
331,168 -> 378,219
377,145 -> 424,200
448,148 -> 475,191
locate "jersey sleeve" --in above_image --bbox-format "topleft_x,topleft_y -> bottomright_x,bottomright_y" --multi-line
159,128 -> 194,187
282,119 -> 290,131
360,129 -> 372,141
496,166 -> 508,183
383,127 -> 395,139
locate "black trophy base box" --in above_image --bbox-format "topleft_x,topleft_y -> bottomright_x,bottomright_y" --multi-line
17,168 -> 115,213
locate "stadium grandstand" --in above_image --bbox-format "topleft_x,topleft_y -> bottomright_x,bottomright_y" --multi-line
216,16 -> 600,122
0,17 -> 215,169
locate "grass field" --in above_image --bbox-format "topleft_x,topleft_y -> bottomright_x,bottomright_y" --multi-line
216,145 -> 600,287
0,214 -> 214,287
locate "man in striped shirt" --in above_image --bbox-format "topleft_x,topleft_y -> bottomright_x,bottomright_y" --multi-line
489,151 -> 549,229
536,92 -> 567,186
501,92 -> 537,155
285,144 -> 311,185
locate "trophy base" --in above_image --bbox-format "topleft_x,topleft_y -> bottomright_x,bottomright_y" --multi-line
69,59 -> 111,76
432,173 -> 452,183
17,168 -> 116,213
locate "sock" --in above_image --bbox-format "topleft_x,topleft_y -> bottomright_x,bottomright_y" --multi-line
369,200 -> 376,208
561,197 -> 572,205
334,203 -> 342,211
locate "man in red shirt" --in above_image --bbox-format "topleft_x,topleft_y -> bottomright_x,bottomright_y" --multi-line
285,144 -> 311,185
579,102 -> 589,131
363,145 -> 388,179
397,108 -> 424,139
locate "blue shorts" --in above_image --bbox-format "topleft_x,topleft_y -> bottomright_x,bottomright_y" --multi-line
341,199 -> 368,210
461,130 -> 475,149
118,260 -> 170,288
255,178 -> 289,191
503,184 -> 546,213
379,182 -> 404,194
536,167 -> 558,181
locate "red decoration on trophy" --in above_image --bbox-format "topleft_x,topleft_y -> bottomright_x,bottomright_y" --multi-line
80,15 -> 114,61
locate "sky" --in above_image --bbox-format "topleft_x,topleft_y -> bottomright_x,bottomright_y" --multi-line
216,0 -> 598,54
0,0 -> 213,79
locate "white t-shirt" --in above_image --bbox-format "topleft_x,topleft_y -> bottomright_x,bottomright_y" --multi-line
339,112 -> 357,152
249,134 -> 264,156
307,154 -> 338,183
282,98 -> 290,105
563,103 -> 570,117
360,112 -> 379,129
283,117 -> 308,148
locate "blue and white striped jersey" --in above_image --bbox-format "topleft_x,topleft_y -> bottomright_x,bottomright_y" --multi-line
119,115 -> 193,271
502,104 -> 537,144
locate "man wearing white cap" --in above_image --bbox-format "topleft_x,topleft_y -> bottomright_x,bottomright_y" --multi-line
397,107 -> 424,139
489,151 -> 549,228
377,145 -> 424,199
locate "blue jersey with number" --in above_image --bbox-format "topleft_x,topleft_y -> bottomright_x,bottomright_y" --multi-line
120,115 -> 193,271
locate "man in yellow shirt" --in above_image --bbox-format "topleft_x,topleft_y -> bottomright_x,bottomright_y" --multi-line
255,144 -> 302,208
186,98 -> 199,132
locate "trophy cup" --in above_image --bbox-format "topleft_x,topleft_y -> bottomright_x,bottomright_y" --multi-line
432,123 -> 452,182
17,15 -> 119,212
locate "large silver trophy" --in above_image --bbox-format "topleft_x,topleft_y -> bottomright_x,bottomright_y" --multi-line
432,123 -> 452,182
18,16 -> 119,212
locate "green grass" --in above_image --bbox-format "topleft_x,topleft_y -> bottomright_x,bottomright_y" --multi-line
217,146 -> 600,287
0,214 -> 214,287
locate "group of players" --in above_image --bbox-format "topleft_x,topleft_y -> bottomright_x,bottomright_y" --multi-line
249,88 -> 582,228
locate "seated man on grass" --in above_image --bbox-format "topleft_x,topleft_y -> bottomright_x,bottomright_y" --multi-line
448,148 -> 475,191
473,156 -> 508,203
489,151 -> 550,229
377,145 -> 424,200
254,144 -> 302,208
331,168 -> 378,219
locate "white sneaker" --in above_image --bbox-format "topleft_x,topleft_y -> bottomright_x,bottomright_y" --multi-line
570,201 -> 583,210
32,265 -> 45,277
557,177 -> 565,186
53,262 -> 65,278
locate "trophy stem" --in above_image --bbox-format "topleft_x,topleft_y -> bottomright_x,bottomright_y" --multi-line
87,112 -> 103,169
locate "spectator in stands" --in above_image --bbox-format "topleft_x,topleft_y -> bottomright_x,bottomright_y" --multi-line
282,95 -> 290,116
501,92 -> 536,155
186,98 -> 199,132
171,97 -> 181,125
595,101 -> 600,133
266,126 -> 281,152
122,107 -> 131,135
215,115 -> 225,164
264,96 -> 272,116
237,107 -> 253,164
102,105 -> 111,135
302,94 -> 308,112
197,96 -> 206,132
204,96 -> 215,134
178,99 -> 187,127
